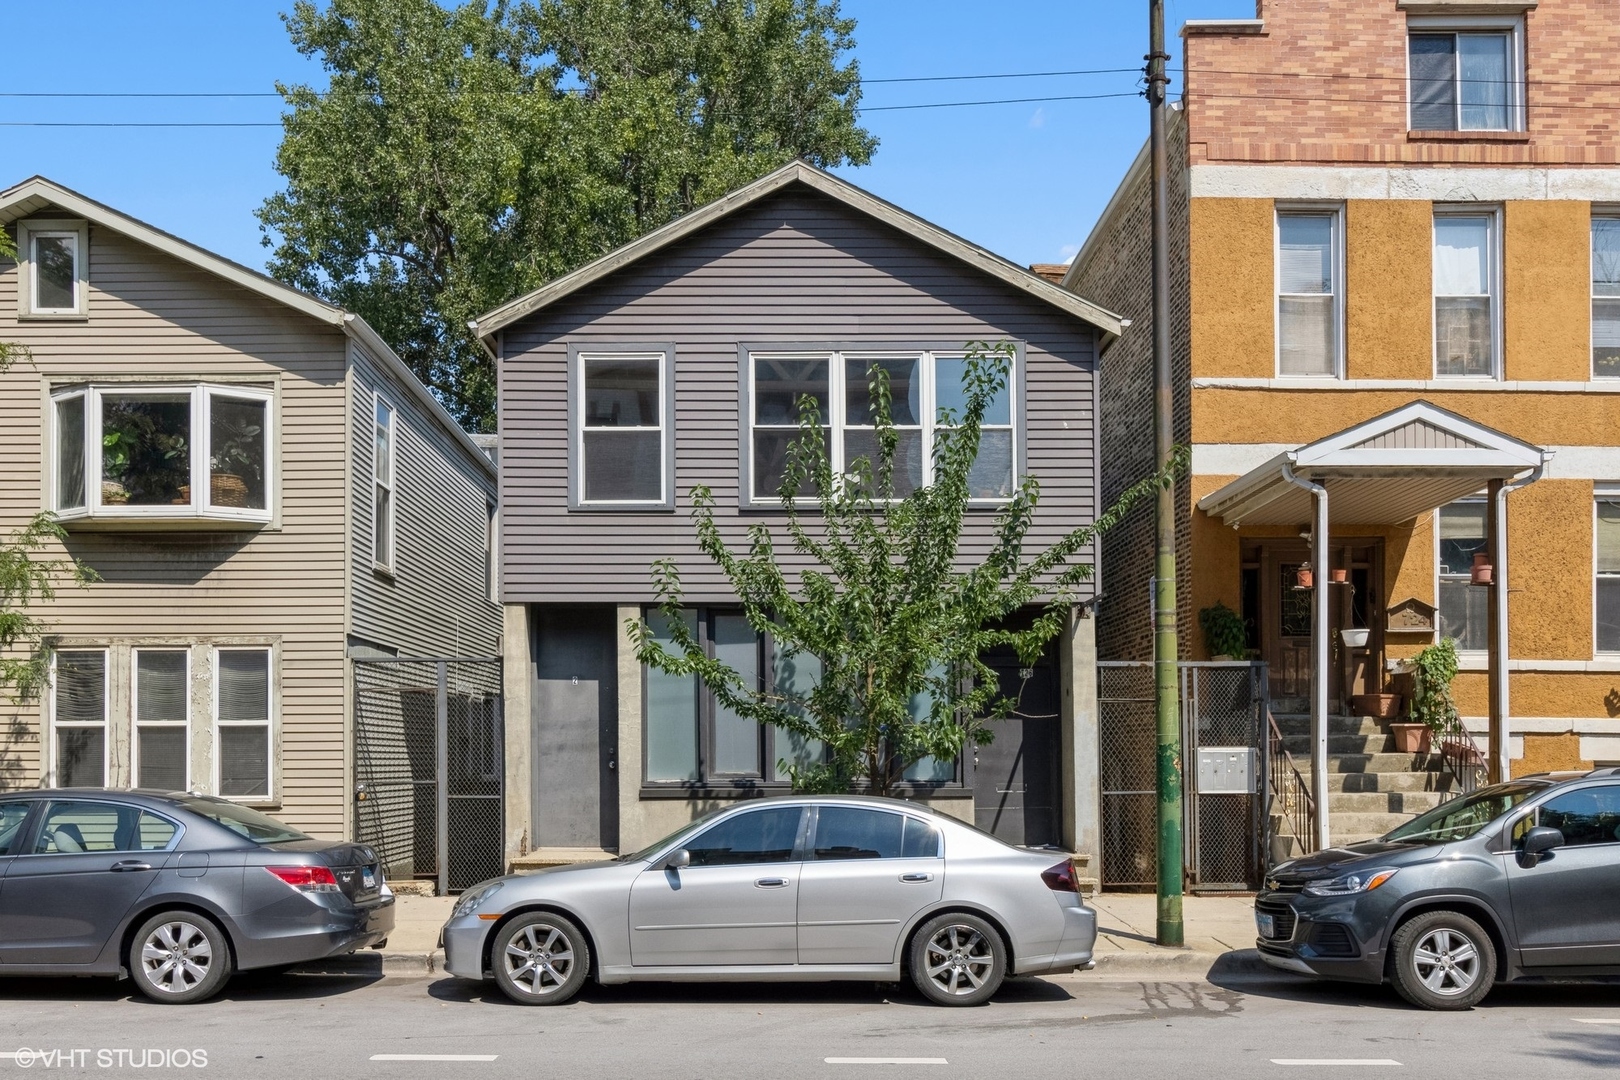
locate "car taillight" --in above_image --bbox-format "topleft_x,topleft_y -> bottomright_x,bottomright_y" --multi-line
1041,861 -> 1078,893
266,865 -> 341,893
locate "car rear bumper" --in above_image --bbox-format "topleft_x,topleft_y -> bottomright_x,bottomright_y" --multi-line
1017,901 -> 1097,976
235,895 -> 396,970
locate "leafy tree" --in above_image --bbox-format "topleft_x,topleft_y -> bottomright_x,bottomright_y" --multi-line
0,232 -> 97,703
630,342 -> 1184,795
259,0 -> 875,430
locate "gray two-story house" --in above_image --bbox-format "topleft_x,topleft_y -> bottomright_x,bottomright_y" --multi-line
475,162 -> 1122,868
0,177 -> 501,853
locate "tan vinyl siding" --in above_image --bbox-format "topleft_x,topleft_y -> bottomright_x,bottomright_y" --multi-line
349,344 -> 501,658
0,217 -> 349,836
499,186 -> 1100,604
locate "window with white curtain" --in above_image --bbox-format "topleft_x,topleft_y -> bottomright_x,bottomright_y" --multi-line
1409,26 -> 1521,132
1593,217 -> 1620,378
1434,213 -> 1498,377
1598,494 -> 1620,654
216,648 -> 272,799
134,649 -> 189,791
1277,211 -> 1341,377
53,649 -> 107,788
1438,501 -> 1488,652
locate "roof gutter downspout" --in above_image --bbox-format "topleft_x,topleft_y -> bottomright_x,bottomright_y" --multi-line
1490,458 -> 1546,782
1282,460 -> 1331,852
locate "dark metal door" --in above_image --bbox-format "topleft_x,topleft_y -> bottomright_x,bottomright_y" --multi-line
533,607 -> 619,851
973,645 -> 1060,848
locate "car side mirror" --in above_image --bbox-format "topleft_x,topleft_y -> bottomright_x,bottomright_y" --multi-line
663,848 -> 690,871
1521,825 -> 1564,864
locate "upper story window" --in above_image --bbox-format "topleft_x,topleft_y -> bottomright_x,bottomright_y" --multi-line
50,384 -> 272,525
373,396 -> 396,568
1408,21 -> 1524,132
16,218 -> 89,318
569,348 -> 673,509
745,348 -> 1017,506
1597,492 -> 1620,655
1433,211 -> 1500,378
1593,216 -> 1620,379
1276,209 -> 1342,377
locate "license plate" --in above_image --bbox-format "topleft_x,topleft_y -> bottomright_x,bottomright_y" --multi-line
1256,912 -> 1276,938
362,868 -> 377,889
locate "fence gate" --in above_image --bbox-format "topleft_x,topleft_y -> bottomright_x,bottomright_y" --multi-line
353,656 -> 504,895
1098,661 -> 1268,891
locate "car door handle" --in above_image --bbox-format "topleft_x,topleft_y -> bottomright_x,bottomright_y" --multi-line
754,877 -> 790,889
900,872 -> 934,883
109,860 -> 153,873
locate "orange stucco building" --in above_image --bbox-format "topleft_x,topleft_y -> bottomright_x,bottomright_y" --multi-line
1069,0 -> 1620,853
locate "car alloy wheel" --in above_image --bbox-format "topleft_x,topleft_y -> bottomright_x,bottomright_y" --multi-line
491,913 -> 589,1006
1411,927 -> 1480,997
908,913 -> 1007,1006
1389,909 -> 1496,1011
128,912 -> 232,1004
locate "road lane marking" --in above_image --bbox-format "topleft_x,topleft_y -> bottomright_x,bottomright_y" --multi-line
1270,1061 -> 1402,1067
370,1055 -> 499,1062
825,1059 -> 948,1065
1575,1019 -> 1620,1025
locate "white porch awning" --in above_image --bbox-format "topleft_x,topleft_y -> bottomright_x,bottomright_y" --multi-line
1197,401 -> 1550,527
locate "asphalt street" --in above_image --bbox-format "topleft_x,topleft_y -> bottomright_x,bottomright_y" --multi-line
0,965 -> 1617,1080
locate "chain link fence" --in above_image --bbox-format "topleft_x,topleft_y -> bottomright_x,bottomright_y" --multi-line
354,657 -> 504,894
1098,663 -> 1159,889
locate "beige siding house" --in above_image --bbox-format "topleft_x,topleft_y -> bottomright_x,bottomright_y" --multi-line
0,177 -> 500,839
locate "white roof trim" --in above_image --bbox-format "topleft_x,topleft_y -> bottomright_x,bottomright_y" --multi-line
0,176 -> 491,479
470,160 -> 1124,343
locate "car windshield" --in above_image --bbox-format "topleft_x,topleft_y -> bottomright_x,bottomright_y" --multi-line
1381,782 -> 1545,845
618,807 -> 733,863
177,797 -> 309,844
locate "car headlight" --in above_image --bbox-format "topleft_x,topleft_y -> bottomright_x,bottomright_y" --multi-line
1302,868 -> 1399,897
452,880 -> 506,918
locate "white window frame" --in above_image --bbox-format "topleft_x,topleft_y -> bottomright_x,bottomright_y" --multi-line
1593,211 -> 1620,379
49,647 -> 109,788
1274,204 -> 1346,380
1436,497 -> 1489,657
131,647 -> 191,792
1406,16 -> 1526,133
740,346 -> 1022,509
568,346 -> 676,510
373,394 -> 397,570
16,218 -> 89,319
212,645 -> 275,804
1432,207 -> 1503,380
48,382 -> 275,524
1597,486 -> 1620,657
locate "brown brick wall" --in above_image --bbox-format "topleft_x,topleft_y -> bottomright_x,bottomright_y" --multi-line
1184,0 -> 1620,166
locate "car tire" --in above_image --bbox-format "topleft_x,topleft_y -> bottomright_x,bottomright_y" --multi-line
127,911 -> 234,1005
1388,910 -> 1496,1011
490,912 -> 590,1006
908,912 -> 1007,1007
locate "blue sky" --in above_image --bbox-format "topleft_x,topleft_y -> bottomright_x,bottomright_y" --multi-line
4,0 -> 1255,273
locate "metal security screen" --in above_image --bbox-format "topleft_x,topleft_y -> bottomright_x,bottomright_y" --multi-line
1098,663 -> 1158,889
354,657 -> 503,894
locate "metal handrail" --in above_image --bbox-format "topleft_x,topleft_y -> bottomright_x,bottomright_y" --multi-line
1434,714 -> 1488,799
1266,708 -> 1318,858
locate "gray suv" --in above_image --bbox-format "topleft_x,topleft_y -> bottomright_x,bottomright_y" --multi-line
1255,768 -> 1620,1009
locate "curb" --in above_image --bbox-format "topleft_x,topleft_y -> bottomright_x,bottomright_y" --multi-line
288,951 -> 441,978
1078,948 -> 1271,980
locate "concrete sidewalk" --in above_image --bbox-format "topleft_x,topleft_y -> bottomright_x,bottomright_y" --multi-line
359,891 -> 1262,980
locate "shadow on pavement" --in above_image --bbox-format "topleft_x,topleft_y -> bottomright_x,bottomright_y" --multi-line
1208,960 -> 1620,1013
0,964 -> 384,1006
427,973 -> 1074,1008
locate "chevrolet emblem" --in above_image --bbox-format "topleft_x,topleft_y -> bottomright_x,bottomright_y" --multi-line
1265,878 -> 1280,891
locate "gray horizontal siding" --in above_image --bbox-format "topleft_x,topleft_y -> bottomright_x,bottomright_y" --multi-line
499,186 -> 1099,604
349,344 -> 503,658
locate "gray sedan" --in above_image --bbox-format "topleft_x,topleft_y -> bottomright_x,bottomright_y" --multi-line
0,789 -> 394,1003
442,796 -> 1094,1006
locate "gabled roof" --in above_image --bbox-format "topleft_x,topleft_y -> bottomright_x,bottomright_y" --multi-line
470,160 -> 1124,344
0,176 -> 493,478
1198,401 -> 1548,528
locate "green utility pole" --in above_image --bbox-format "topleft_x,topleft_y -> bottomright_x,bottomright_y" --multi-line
1147,0 -> 1185,948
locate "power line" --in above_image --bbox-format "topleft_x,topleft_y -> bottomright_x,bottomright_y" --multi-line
862,91 -> 1142,112
0,122 -> 282,128
863,66 -> 1142,85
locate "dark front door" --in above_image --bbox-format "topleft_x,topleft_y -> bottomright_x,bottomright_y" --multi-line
973,642 -> 1061,848
1506,783 -> 1620,967
532,606 -> 619,851
1260,544 -> 1314,703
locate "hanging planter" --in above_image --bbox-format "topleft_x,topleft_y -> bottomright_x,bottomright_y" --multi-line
1294,563 -> 1314,590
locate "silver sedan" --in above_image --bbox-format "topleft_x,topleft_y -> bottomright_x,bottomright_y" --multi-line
441,795 -> 1095,1006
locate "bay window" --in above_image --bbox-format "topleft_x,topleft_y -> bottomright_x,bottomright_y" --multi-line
745,348 -> 1017,505
50,383 -> 272,523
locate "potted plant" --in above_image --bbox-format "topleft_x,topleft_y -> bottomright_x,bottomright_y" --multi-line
208,411 -> 263,508
1198,602 -> 1247,661
1394,638 -> 1461,754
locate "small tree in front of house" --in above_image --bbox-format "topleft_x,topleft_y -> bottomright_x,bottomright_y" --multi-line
629,340 -> 1183,794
